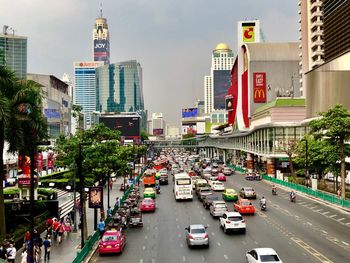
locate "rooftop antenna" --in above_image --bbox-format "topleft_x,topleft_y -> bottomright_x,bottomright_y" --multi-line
100,2 -> 103,18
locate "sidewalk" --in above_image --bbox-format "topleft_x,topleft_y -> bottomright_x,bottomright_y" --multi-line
15,177 -> 124,263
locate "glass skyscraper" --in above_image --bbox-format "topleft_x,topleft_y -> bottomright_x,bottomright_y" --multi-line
0,32 -> 27,79
74,61 -> 104,128
96,60 -> 144,113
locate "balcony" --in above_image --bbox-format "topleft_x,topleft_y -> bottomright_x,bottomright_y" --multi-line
311,40 -> 324,49
310,0 -> 322,9
310,11 -> 323,21
311,29 -> 324,40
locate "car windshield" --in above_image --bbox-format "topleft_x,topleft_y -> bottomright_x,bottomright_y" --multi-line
191,228 -> 206,234
245,188 -> 254,191
201,189 -> 211,193
102,235 -> 118,241
215,204 -> 227,208
242,202 -> 252,206
260,254 -> 280,262
227,190 -> 235,194
143,199 -> 153,204
228,216 -> 242,221
207,195 -> 219,200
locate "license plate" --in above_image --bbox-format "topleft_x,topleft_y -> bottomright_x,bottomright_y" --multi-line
234,223 -> 239,226
107,245 -> 112,248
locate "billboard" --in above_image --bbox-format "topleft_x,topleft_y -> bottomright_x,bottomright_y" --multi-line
182,108 -> 198,118
242,22 -> 256,42
213,70 -> 231,110
99,115 -> 140,139
153,128 -> 164,135
225,96 -> 234,111
253,72 -> 267,103
182,123 -> 197,135
94,39 -> 109,63
88,187 -> 103,208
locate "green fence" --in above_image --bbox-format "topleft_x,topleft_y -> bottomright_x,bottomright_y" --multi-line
72,165 -> 147,263
263,175 -> 350,208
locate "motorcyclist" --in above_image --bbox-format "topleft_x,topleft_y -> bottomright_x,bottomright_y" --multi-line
272,184 -> 277,194
260,196 -> 267,207
290,190 -> 296,201
156,183 -> 160,194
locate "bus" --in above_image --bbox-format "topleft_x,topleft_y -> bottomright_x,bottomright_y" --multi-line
174,173 -> 193,201
143,169 -> 156,187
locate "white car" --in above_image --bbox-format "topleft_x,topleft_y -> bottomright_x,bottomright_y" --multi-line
207,176 -> 218,186
219,212 -> 246,233
223,167 -> 233,175
210,201 -> 227,217
211,181 -> 224,191
246,248 -> 282,263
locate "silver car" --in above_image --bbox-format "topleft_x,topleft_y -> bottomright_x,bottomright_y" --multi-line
210,201 -> 228,217
185,224 -> 209,248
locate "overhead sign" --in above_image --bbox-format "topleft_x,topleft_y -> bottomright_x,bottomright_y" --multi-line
242,22 -> 256,42
153,129 -> 164,135
253,72 -> 266,103
88,186 -> 103,208
182,108 -> 198,118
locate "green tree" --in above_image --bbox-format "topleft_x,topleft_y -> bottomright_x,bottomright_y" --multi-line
0,67 -> 47,239
309,105 -> 350,199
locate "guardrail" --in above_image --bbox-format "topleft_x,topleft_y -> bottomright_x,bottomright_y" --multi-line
263,175 -> 350,208
72,165 -> 147,263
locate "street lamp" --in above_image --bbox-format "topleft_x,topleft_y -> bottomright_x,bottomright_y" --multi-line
302,138 -> 309,187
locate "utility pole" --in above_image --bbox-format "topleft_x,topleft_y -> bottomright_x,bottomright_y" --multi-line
76,144 -> 84,248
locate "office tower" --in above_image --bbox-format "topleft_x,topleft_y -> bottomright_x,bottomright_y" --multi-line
204,43 -> 234,113
93,6 -> 110,64
0,26 -> 27,79
95,60 -> 144,113
74,61 -> 104,128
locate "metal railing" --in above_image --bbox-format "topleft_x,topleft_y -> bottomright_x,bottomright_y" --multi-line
263,175 -> 350,208
72,165 -> 147,263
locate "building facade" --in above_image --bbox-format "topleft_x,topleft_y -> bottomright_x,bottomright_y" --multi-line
27,73 -> 71,139
93,8 -> 110,64
204,43 -> 234,113
95,60 -> 144,113
149,113 -> 166,136
74,61 -> 104,128
0,28 -> 27,79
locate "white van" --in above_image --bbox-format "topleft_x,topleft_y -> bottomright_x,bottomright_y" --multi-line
174,173 -> 193,201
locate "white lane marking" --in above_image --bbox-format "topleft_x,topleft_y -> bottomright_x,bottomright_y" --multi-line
152,259 -> 155,263
146,226 -> 150,230
337,218 -> 345,222
322,211 -> 330,215
203,217 -> 206,220
254,241 -> 258,245
217,242 -> 221,246
224,254 -> 228,260
207,223 -> 210,227
176,218 -> 179,222
342,241 -> 349,246
322,230 -> 328,234
139,259 -> 143,263
346,222 -> 350,225
211,232 -> 215,236
145,235 -> 148,239
329,214 -> 337,218
310,206 -> 318,209
155,226 -> 158,230
177,225 -> 180,229
242,241 -> 247,245
142,245 -> 146,250
180,243 -> 183,248
307,222 -> 312,226
315,209 -> 323,212
200,211 -> 203,214
182,256 -> 186,262
202,256 -> 205,261
178,234 -> 182,238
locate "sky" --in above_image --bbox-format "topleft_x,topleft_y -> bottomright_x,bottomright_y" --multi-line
0,0 -> 299,126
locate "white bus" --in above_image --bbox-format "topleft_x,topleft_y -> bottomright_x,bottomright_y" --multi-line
174,173 -> 193,201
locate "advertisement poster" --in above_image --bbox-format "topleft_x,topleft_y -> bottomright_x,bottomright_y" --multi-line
153,129 -> 164,135
48,152 -> 54,169
18,155 -> 31,176
242,22 -> 256,42
88,187 -> 103,208
213,70 -> 231,110
99,116 -> 140,139
253,72 -> 266,103
225,96 -> 234,111
182,108 -> 198,118
37,152 -> 43,173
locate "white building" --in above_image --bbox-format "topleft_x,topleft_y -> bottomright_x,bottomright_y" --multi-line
204,43 -> 234,113
148,113 -> 166,136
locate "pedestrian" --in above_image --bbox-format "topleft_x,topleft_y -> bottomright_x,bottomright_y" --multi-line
107,206 -> 112,217
0,244 -> 6,260
52,219 -> 60,240
109,179 -> 113,190
58,222 -> 65,244
337,188 -> 341,197
21,248 -> 27,263
115,197 -> 120,208
6,243 -> 16,263
43,235 -> 51,261
34,243 -> 41,263
97,218 -> 105,238
24,230 -> 31,247
65,218 -> 72,237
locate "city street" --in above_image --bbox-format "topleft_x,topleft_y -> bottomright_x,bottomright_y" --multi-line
91,171 -> 350,263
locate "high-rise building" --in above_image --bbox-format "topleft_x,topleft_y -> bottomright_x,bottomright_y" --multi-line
148,113 -> 166,136
0,26 -> 27,79
93,6 -> 110,64
96,60 -> 144,113
74,61 -> 104,128
204,43 -> 234,113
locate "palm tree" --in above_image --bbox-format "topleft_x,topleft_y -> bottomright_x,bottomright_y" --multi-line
0,66 -> 47,240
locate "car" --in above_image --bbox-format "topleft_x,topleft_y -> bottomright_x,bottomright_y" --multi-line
245,172 -> 262,181
209,201 -> 227,217
195,179 -> 210,195
234,199 -> 255,215
239,187 -> 257,199
223,167 -> 233,176
202,194 -> 219,209
159,174 -> 168,185
191,176 -> 200,189
155,172 -> 161,180
143,187 -> 156,199
197,188 -> 213,201
188,170 -> 197,177
216,173 -> 226,181
202,172 -> 212,181
140,198 -> 156,212
99,230 -> 126,254
222,188 -> 238,201
207,176 -> 218,186
246,248 -> 283,263
185,224 -> 209,248
219,212 -> 246,234
211,181 -> 225,191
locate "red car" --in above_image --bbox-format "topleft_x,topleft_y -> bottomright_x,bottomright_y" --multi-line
188,170 -> 197,177
99,230 -> 126,254
140,198 -> 156,212
216,173 -> 226,181
234,199 -> 255,215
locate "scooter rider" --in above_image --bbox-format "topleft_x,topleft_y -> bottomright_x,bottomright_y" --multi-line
260,196 -> 267,210
272,184 -> 277,194
290,190 -> 296,201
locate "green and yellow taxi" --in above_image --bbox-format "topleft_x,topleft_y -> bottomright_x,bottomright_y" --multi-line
143,187 -> 156,199
222,188 -> 238,202
155,172 -> 161,180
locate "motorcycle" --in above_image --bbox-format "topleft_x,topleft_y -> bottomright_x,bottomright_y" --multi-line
260,201 -> 267,211
156,187 -> 160,194
272,188 -> 277,195
290,193 -> 296,203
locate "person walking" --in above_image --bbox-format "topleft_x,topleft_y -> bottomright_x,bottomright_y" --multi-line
0,244 -> 7,260
58,222 -> 65,244
6,243 -> 16,263
97,218 -> 105,238
65,218 -> 72,238
43,236 -> 51,261
21,248 -> 27,263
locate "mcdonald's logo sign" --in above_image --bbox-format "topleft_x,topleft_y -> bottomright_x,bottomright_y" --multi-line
253,72 -> 266,103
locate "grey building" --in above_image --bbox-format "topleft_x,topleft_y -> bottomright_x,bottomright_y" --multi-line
0,27 -> 27,79
27,74 -> 72,139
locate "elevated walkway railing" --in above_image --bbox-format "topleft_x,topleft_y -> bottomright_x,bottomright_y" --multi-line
72,165 -> 147,263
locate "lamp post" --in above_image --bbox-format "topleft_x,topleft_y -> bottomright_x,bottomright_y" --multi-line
303,138 -> 309,187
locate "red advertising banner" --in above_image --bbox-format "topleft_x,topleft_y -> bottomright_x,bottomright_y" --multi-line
18,155 -> 31,176
253,72 -> 266,103
37,152 -> 43,172
48,152 -> 54,169
17,175 -> 38,186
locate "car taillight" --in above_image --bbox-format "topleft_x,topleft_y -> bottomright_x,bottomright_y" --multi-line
226,220 -> 231,224
204,234 -> 208,238
253,192 -> 256,195
242,219 -> 245,223
189,234 -> 194,240
176,191 -> 178,196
